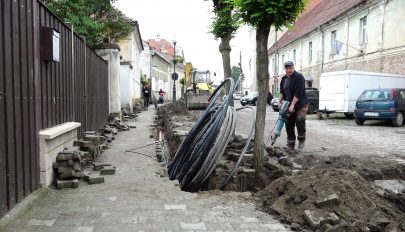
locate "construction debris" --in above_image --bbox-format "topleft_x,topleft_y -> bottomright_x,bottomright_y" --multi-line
100,166 -> 116,175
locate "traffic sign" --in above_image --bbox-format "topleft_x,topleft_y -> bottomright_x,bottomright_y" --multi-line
171,72 -> 178,81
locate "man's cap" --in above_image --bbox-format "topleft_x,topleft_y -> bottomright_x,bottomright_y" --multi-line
284,61 -> 294,67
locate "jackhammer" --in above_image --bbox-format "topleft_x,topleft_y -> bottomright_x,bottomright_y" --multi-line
270,100 -> 293,145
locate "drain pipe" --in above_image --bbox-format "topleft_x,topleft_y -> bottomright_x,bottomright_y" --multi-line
320,26 -> 325,74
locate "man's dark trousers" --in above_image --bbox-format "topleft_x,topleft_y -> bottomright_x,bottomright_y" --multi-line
286,105 -> 308,149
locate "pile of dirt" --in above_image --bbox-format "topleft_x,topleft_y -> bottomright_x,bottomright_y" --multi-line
292,154 -> 405,181
259,166 -> 405,231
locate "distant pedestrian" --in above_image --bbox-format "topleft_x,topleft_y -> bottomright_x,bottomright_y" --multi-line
278,61 -> 308,149
142,83 -> 151,110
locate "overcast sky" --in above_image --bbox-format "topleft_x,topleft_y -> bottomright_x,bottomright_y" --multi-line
114,0 -> 253,86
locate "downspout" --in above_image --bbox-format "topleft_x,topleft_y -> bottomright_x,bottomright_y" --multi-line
320,26 -> 325,74
275,30 -> 279,93
379,0 -> 387,72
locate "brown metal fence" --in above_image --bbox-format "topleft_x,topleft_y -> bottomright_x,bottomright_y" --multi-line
0,0 -> 109,217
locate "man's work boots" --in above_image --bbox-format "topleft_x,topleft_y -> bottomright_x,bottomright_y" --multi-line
298,140 -> 305,149
287,140 -> 295,150
297,135 -> 306,149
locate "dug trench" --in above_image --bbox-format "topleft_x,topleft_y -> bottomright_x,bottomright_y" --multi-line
155,104 -> 405,232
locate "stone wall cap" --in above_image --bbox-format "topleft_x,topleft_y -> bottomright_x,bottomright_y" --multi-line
93,43 -> 121,51
39,122 -> 81,140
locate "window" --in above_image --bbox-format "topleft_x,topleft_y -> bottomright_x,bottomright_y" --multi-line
359,90 -> 390,100
272,58 -> 275,72
293,49 -> 297,65
359,17 -> 367,45
331,31 -> 337,54
281,54 -> 285,66
308,42 -> 313,65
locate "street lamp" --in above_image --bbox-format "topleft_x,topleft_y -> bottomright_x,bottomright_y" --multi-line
149,47 -> 155,103
172,39 -> 177,104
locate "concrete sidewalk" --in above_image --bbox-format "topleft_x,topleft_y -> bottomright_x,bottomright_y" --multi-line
0,106 -> 292,232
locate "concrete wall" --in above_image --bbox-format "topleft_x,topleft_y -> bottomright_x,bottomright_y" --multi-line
120,64 -> 133,111
39,122 -> 81,187
268,0 -> 405,89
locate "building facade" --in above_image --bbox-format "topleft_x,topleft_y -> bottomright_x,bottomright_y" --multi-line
268,0 -> 405,93
118,21 -> 144,111
140,43 -> 172,100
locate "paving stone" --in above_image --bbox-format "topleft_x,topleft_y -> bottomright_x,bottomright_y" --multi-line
73,171 -> 84,178
292,162 -> 303,170
304,210 -> 339,228
27,219 -> 56,227
58,167 -> 75,180
93,163 -> 112,171
164,204 -> 187,210
100,166 -> 116,175
73,162 -> 81,171
278,156 -> 293,167
315,193 -> 340,208
53,161 -> 68,168
262,223 -> 289,230
87,175 -> 104,185
83,172 -> 91,181
54,218 -> 83,226
180,222 -> 207,230
72,226 -> 94,232
56,179 -> 79,189
241,216 -> 260,223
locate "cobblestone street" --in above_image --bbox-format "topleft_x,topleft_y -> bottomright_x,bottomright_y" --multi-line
0,108 -> 291,232
235,103 -> 405,162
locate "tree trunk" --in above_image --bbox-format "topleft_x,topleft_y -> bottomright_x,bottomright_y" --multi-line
253,23 -> 271,175
219,34 -> 234,106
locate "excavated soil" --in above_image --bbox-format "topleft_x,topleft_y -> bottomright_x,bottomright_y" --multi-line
258,166 -> 405,231
156,105 -> 405,231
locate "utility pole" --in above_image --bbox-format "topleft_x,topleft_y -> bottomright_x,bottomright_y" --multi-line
238,51 -> 245,95
172,40 -> 177,103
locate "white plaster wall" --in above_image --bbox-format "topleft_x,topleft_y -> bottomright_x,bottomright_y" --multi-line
120,64 -> 132,110
96,48 -> 121,114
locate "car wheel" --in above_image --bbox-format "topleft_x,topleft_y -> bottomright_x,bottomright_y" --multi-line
241,103 -> 246,106
308,104 -> 316,114
392,112 -> 404,127
344,113 -> 354,119
252,100 -> 256,106
355,117 -> 365,125
272,108 -> 279,112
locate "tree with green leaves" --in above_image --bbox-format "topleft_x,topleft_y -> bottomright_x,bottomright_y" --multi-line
43,0 -> 133,46
231,65 -> 241,90
179,78 -> 186,97
232,0 -> 307,174
210,0 -> 239,95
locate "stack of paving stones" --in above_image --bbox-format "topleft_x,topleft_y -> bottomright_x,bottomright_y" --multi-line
108,115 -> 130,131
155,141 -> 163,162
53,150 -> 83,189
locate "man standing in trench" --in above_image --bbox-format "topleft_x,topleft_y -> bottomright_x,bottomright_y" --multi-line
278,61 -> 308,149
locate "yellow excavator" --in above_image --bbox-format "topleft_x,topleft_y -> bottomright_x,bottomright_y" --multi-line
185,63 -> 214,109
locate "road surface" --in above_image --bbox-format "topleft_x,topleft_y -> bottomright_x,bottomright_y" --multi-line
234,102 -> 405,163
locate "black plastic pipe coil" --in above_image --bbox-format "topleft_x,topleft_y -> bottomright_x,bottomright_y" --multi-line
168,77 -> 256,192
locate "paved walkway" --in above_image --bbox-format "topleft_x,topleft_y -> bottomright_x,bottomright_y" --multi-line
0,107 -> 291,232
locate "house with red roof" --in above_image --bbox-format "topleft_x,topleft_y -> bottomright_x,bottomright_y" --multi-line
267,0 -> 405,94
